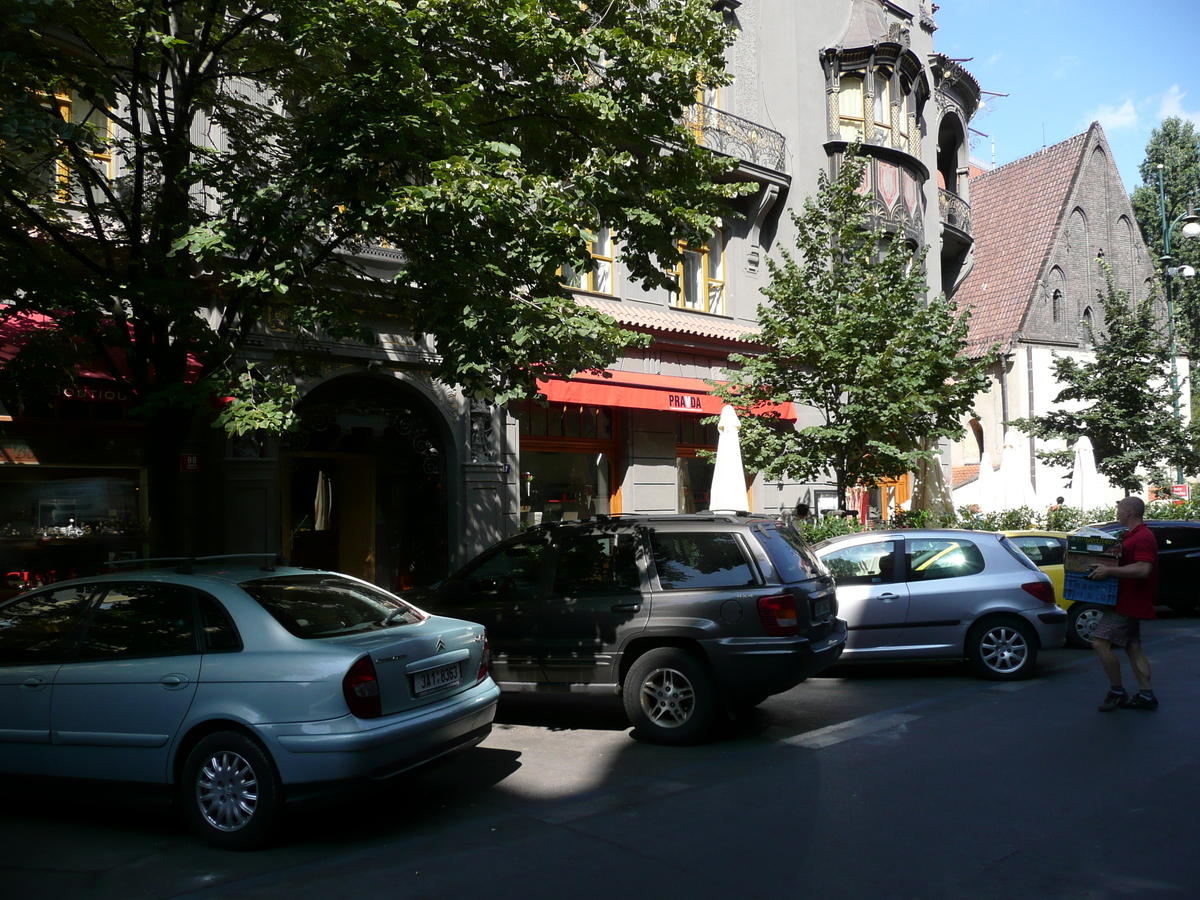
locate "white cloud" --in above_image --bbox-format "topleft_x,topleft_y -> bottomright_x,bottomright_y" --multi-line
1158,85 -> 1200,124
1091,98 -> 1139,131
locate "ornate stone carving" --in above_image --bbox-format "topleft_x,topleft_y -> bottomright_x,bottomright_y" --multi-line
469,400 -> 498,463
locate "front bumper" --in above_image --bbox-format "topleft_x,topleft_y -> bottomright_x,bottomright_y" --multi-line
257,678 -> 501,789
700,618 -> 848,699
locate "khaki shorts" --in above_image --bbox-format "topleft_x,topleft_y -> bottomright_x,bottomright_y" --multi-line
1091,611 -> 1142,648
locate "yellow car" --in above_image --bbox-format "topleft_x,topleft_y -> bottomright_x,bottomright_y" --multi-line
1003,530 -> 1099,648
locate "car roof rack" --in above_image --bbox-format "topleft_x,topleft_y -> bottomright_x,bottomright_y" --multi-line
105,553 -> 287,574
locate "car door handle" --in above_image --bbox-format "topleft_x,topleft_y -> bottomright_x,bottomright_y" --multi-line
159,674 -> 190,690
21,676 -> 48,690
878,593 -> 901,602
611,603 -> 642,613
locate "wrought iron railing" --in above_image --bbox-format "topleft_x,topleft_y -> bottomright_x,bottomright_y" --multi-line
939,188 -> 972,236
683,104 -> 787,173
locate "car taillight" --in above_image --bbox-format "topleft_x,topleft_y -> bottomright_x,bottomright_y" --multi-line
758,593 -> 799,636
1022,581 -> 1056,605
343,655 -> 382,719
476,632 -> 490,684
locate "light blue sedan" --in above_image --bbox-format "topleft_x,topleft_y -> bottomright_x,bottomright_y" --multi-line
0,556 -> 499,849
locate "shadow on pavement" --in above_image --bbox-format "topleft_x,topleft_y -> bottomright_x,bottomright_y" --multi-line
493,693 -> 630,732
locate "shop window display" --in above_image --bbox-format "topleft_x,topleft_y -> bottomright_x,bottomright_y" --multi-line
1,470 -> 144,597
520,451 -> 611,527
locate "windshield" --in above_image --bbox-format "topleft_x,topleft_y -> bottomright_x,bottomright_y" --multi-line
240,574 -> 427,639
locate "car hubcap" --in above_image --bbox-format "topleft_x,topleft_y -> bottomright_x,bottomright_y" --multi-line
1076,609 -> 1103,643
981,626 -> 1029,673
196,750 -> 258,831
639,667 -> 695,728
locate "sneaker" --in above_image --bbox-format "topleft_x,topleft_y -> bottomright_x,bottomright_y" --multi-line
1098,689 -> 1127,712
1123,693 -> 1159,710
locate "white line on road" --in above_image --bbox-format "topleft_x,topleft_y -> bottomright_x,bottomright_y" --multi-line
775,712 -> 922,749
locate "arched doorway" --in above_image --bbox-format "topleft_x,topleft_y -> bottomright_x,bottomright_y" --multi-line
280,375 -> 448,591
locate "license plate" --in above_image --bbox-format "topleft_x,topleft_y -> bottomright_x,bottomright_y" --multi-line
414,662 -> 462,696
813,598 -> 831,620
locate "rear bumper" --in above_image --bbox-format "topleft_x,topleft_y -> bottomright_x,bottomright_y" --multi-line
700,618 -> 847,699
257,678 -> 500,788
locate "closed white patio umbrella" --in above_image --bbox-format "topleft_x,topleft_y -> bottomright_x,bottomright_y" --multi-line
708,405 -> 748,512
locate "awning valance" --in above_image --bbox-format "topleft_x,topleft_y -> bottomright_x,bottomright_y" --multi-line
536,370 -> 796,421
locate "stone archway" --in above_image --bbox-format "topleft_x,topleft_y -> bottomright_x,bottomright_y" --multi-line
280,374 -> 449,591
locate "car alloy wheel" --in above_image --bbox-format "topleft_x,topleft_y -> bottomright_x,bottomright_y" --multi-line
639,666 -> 696,728
968,618 -> 1037,681
181,731 -> 280,850
623,647 -> 716,745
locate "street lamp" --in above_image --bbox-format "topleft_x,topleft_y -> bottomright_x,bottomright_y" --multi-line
1156,164 -> 1200,486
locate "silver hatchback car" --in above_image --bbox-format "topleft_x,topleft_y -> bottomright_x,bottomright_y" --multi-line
814,529 -> 1066,679
0,556 -> 499,849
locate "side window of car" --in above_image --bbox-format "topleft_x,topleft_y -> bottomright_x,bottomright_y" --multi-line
76,583 -> 199,660
553,532 -> 642,595
463,539 -> 547,595
0,585 -> 96,665
821,541 -> 899,586
649,531 -> 758,590
906,539 -> 985,581
1034,537 -> 1065,566
197,593 -> 242,652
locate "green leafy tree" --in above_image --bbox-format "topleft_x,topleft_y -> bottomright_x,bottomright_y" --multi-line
1130,117 -> 1200,352
711,150 -> 992,510
0,0 -> 741,551
1011,261 -> 1200,495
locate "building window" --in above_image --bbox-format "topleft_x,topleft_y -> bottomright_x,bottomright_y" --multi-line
873,70 -> 892,143
561,227 -> 614,295
49,90 -> 113,201
838,75 -> 865,142
1082,306 -> 1094,343
676,232 -> 725,314
1052,289 -> 1063,323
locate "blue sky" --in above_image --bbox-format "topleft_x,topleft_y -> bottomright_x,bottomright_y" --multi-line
934,0 -> 1200,195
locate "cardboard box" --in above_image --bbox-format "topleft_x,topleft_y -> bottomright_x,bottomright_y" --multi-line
1064,552 -> 1119,574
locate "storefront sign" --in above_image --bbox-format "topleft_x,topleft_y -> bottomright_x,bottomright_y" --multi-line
62,386 -> 129,402
667,394 -> 705,411
180,453 -> 202,473
1172,483 -> 1190,500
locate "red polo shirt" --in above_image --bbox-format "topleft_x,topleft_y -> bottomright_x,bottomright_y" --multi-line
1116,522 -> 1158,619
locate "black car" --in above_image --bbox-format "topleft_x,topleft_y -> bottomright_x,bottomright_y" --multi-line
412,513 -> 847,744
1089,519 -> 1200,615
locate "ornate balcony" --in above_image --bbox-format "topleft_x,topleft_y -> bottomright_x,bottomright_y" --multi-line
684,104 -> 787,174
939,187 -> 972,236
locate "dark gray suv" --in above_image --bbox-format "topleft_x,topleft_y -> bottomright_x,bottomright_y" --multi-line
414,513 -> 846,744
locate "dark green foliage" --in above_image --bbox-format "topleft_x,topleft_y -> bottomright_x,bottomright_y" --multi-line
711,149 -> 992,509
1010,261 -> 1200,495
0,0 -> 741,415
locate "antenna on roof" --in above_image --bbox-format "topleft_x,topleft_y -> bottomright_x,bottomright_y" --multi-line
1042,124 -> 1046,148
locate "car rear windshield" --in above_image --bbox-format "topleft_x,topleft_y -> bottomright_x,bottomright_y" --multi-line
999,536 -> 1042,574
240,574 -> 427,639
755,522 -> 824,583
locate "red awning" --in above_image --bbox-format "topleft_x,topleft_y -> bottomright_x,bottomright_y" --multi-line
536,370 -> 796,421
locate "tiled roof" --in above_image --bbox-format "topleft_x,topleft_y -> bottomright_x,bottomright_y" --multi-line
952,463 -> 980,487
576,296 -> 761,343
955,127 -> 1093,358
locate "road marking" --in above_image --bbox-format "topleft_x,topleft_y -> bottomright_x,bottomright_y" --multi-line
992,681 -> 1038,691
776,711 -> 921,749
537,781 -> 691,825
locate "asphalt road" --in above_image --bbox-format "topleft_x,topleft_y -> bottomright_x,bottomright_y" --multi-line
5,613 -> 1200,900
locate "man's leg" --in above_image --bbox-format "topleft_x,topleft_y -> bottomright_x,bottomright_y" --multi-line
1093,636 -> 1123,685
1126,643 -> 1154,693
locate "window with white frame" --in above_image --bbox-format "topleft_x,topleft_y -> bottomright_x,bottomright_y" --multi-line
872,70 -> 892,142
676,231 -> 725,315
560,227 -> 615,294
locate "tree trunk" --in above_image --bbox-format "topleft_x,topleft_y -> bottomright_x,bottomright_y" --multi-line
142,407 -> 197,559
